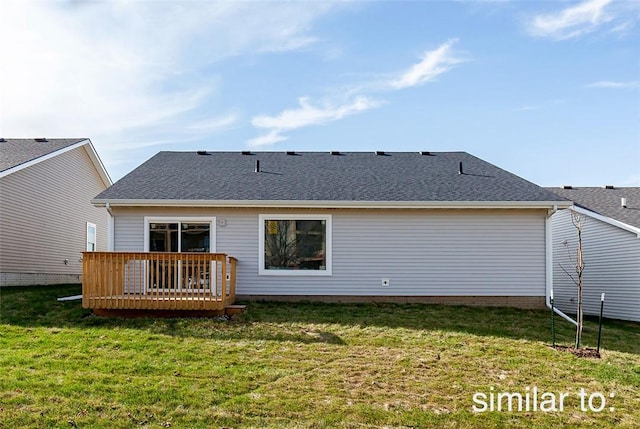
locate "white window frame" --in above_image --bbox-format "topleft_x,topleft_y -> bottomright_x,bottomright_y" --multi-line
143,216 -> 217,253
259,214 -> 332,276
86,222 -> 97,252
142,216 -> 217,293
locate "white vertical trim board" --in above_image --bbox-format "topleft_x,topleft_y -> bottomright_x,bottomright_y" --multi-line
107,213 -> 115,251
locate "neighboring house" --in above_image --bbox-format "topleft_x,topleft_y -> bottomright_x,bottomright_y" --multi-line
0,138 -> 112,286
86,151 -> 569,311
547,186 -> 640,322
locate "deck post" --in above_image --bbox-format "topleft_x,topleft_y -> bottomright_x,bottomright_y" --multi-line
220,255 -> 227,309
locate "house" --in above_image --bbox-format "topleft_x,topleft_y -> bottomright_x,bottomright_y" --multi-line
82,150 -> 570,313
547,186 -> 640,322
0,138 -> 112,286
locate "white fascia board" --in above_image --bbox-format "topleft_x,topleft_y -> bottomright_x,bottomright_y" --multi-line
569,205 -> 640,238
0,139 -> 87,179
0,139 -> 112,186
83,140 -> 113,186
92,199 -> 571,210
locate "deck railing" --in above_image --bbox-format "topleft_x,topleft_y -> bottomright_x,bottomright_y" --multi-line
82,252 -> 237,311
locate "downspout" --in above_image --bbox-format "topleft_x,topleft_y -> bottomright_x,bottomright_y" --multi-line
106,202 -> 115,251
546,205 -> 578,326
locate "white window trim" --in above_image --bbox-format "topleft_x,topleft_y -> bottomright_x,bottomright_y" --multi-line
142,216 -> 217,294
259,214 -> 332,276
143,216 -> 217,252
86,222 -> 97,252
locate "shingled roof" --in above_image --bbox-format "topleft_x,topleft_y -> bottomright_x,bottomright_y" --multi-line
547,187 -> 640,229
95,151 -> 567,207
0,138 -> 87,172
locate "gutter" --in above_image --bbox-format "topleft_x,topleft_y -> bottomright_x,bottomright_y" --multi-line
545,204 -> 577,326
92,198 -> 572,210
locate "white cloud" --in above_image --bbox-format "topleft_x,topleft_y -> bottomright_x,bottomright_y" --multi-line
259,36 -> 319,53
247,38 -> 467,147
516,99 -> 566,112
248,96 -> 380,147
247,130 -> 289,148
529,0 -> 614,39
0,1 -> 339,176
252,97 -> 380,131
587,80 -> 640,89
390,39 -> 466,89
517,105 -> 543,112
609,19 -> 634,35
186,114 -> 238,132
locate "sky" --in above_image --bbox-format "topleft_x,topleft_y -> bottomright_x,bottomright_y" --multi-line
1,0 -> 638,186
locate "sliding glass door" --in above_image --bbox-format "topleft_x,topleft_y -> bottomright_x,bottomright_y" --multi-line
145,219 -> 215,291
149,222 -> 210,253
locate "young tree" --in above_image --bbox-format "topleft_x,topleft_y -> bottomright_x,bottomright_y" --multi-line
265,220 -> 299,268
560,209 -> 586,348
264,220 -> 323,269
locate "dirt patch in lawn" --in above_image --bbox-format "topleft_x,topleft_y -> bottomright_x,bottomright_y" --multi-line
552,345 -> 601,358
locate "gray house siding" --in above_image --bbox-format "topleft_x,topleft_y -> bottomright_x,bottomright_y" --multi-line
112,207 -> 547,303
551,209 -> 640,322
0,145 -> 110,286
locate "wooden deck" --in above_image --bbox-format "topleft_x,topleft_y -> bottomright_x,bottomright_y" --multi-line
82,252 -> 237,312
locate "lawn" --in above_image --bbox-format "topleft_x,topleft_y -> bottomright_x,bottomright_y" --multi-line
1,285 -> 639,428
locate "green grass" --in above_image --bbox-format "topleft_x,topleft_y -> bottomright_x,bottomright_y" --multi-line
1,285 -> 639,428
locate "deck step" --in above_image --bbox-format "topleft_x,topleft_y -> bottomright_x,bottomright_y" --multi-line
225,305 -> 247,316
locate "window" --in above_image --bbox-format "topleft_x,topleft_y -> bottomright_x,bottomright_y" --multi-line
145,218 -> 214,253
259,214 -> 332,276
143,217 -> 216,291
86,222 -> 97,251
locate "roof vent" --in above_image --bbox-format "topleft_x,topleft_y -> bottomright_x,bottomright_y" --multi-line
255,159 -> 260,173
241,150 -> 252,155
458,161 -> 464,175
286,151 -> 296,156
375,151 -> 385,156
0,138 -> 6,142
621,197 -> 627,208
420,151 -> 432,156
330,151 -> 341,155
603,185 -> 615,189
35,138 -> 48,142
562,185 -> 573,189
196,150 -> 207,155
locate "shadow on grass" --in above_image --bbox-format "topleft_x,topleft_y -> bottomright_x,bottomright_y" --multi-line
0,285 -> 349,346
1,284 -> 638,354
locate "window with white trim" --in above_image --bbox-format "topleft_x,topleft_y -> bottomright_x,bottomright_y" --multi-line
86,222 -> 97,251
142,217 -> 216,291
144,217 -> 216,253
259,214 -> 332,275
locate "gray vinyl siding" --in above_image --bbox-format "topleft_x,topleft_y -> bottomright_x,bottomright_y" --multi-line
551,209 -> 640,322
0,145 -> 109,285
112,207 -> 547,297
113,212 -> 145,251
